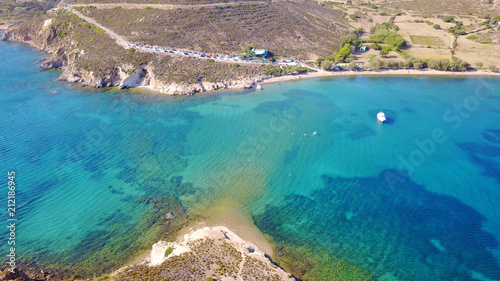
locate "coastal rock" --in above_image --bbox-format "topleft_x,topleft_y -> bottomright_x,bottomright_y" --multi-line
119,226 -> 295,280
119,67 -> 147,89
2,19 -> 271,95
150,241 -> 169,266
165,211 -> 175,220
0,268 -> 32,281
40,56 -> 65,69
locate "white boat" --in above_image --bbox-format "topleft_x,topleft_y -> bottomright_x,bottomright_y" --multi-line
256,84 -> 262,90
377,111 -> 386,123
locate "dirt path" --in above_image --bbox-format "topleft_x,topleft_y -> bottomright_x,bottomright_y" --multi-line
61,3 -> 295,67
64,6 -> 130,48
69,1 -> 269,10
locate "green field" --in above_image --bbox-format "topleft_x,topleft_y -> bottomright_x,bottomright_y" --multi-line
410,35 -> 445,47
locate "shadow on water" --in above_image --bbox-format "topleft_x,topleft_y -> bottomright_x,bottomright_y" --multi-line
254,170 -> 500,280
384,117 -> 395,124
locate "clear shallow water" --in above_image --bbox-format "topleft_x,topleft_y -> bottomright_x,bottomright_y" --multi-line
1,36 -> 500,280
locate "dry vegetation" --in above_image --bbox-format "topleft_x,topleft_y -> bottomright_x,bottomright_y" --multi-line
71,0 -> 267,4
8,9 -> 268,85
317,0 -> 500,70
321,0 -> 499,16
0,0 -> 57,22
115,238 -> 286,281
80,1 -> 348,59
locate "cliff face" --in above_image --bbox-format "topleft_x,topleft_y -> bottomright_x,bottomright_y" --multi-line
2,18 -> 121,88
1,14 -> 267,95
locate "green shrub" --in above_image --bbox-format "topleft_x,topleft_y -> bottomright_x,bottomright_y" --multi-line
165,247 -> 174,256
335,43 -> 351,62
320,60 -> 336,70
443,16 -> 455,22
206,59 -> 215,63
466,35 -> 478,40
265,66 -> 281,75
369,25 -> 406,48
283,66 -> 309,75
379,48 -> 389,57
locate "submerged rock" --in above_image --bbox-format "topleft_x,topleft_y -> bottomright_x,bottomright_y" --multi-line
0,268 -> 32,281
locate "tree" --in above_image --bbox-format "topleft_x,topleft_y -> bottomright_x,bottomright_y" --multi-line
440,59 -> 451,71
349,14 -> 359,21
335,43 -> 352,62
412,58 -> 425,69
316,57 -> 324,67
433,24 -> 441,29
242,45 -> 254,54
427,59 -> 441,70
321,60 -> 336,70
265,66 -> 282,75
489,65 -> 498,72
380,49 -> 389,57
475,62 -> 484,69
369,25 -> 407,48
370,59 -> 382,70
349,61 -> 358,71
458,60 -> 470,71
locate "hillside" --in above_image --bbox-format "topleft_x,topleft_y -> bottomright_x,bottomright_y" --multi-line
0,0 -> 57,23
2,0 -> 352,95
2,8 -> 272,94
76,1 -> 348,60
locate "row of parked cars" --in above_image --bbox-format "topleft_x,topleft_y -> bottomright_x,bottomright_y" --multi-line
127,44 -> 301,66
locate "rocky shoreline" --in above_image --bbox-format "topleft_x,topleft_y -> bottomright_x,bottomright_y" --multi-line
113,226 -> 295,281
1,20 -> 269,95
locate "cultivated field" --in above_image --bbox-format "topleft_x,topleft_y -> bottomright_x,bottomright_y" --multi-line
319,0 -> 500,69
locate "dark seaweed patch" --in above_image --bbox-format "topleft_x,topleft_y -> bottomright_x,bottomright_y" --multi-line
255,170 -> 500,280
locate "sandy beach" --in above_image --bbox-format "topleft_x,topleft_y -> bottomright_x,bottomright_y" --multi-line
261,68 -> 500,86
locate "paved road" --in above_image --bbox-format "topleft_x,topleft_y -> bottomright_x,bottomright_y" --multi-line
62,2 -> 309,69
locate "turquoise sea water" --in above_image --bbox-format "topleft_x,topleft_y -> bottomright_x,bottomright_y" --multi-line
1,35 -> 500,280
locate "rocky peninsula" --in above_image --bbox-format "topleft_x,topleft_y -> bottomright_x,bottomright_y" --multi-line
0,226 -> 295,281
113,226 -> 294,281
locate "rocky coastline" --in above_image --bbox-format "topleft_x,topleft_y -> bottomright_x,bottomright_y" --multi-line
1,18 -> 269,95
